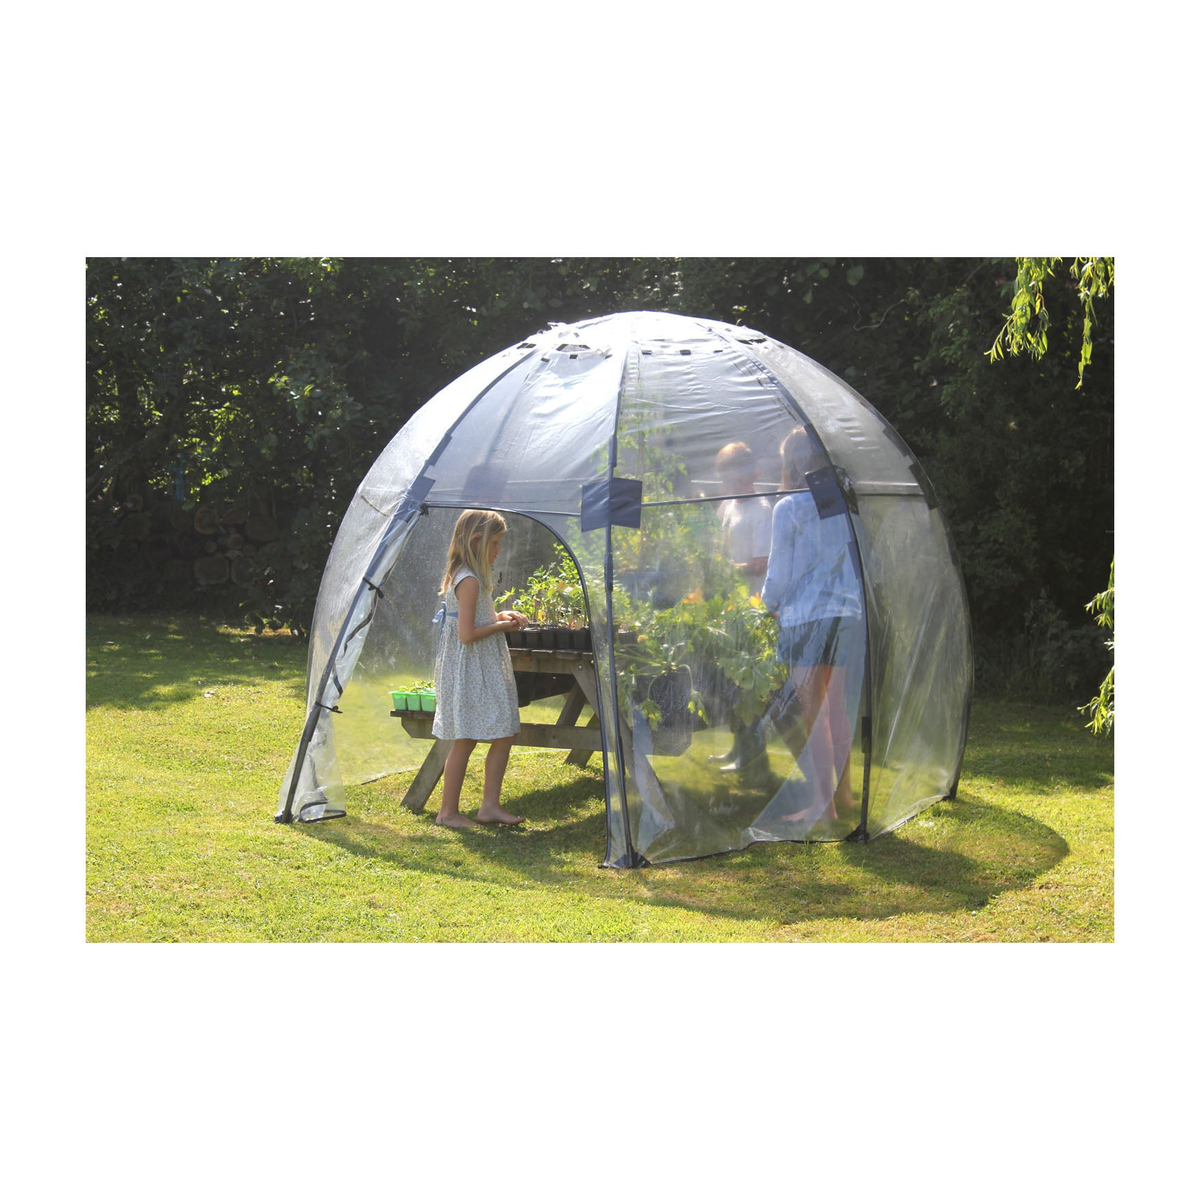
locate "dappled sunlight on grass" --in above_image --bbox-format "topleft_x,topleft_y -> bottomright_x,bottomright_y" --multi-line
306,760 -> 1071,932
87,613 -> 308,711
87,615 -> 1113,942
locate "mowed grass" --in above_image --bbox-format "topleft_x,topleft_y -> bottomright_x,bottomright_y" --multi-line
86,613 -> 1114,942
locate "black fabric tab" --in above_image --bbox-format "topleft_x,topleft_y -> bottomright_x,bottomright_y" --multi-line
805,466 -> 848,519
581,476 -> 643,533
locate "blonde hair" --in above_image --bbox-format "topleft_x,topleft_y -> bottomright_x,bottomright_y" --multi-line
780,427 -> 818,491
442,509 -> 507,596
715,442 -> 756,476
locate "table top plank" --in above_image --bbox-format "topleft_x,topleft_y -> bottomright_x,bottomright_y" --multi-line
396,713 -> 602,752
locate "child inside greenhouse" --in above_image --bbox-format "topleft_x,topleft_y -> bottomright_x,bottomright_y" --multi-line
715,441 -> 773,595
709,442 -> 774,782
431,509 -> 530,828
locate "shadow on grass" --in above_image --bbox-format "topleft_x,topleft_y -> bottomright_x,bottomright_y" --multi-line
86,613 -> 308,711
295,774 -> 1070,929
962,699 -> 1115,795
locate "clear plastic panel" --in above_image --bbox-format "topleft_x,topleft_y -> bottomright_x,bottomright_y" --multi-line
277,706 -> 347,821
608,497 -> 867,864
613,333 -> 800,502
306,339 -> 533,689
422,346 -> 624,514
328,507 -> 464,788
749,336 -> 924,491
854,496 -> 972,833
538,517 -> 626,866
319,508 -> 625,844
281,310 -> 971,861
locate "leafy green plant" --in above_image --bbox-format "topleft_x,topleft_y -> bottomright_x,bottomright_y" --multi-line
609,562 -> 785,731
988,256 -> 1114,389
497,542 -> 588,627
1079,560 -> 1114,736
604,414 -> 789,732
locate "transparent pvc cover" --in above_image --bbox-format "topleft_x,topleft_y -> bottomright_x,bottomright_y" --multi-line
278,311 -> 972,866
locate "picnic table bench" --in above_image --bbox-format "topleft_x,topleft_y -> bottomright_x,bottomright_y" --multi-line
393,647 -> 606,812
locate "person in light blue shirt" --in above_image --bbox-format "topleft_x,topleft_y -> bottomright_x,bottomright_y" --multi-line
761,427 -> 865,828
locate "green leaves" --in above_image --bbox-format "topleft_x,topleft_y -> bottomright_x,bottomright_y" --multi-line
988,256 -> 1113,390
1078,559 -> 1114,736
501,543 -> 587,627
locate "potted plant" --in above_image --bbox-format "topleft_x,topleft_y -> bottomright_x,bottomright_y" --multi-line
605,454 -> 788,757
413,679 -> 437,713
497,542 -> 591,652
391,679 -> 437,713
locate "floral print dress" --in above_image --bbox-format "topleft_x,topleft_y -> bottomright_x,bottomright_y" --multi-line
431,566 -> 521,741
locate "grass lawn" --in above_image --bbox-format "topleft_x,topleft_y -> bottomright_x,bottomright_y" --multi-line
85,612 -> 1114,942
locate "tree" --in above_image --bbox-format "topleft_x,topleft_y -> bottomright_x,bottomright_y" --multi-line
987,257 -> 1114,389
85,257 -> 1115,708
1080,561 -> 1114,735
988,256 -> 1115,732
84,257 -> 679,623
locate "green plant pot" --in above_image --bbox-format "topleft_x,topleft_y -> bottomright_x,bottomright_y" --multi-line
419,691 -> 436,713
390,690 -> 408,711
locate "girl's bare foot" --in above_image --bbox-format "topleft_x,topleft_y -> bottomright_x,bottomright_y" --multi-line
781,799 -> 833,825
434,812 -> 478,828
475,806 -> 525,825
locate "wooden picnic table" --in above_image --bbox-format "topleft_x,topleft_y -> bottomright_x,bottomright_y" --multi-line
394,647 -> 607,812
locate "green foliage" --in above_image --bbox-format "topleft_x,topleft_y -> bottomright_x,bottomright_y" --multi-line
988,256 -> 1114,389
987,256 -> 1059,362
623,587 -> 785,729
909,262 -> 1113,685
972,588 -> 1109,704
1079,561 -> 1114,736
985,258 -> 1115,726
608,548 -> 786,731
86,257 -> 1112,704
497,542 -> 588,627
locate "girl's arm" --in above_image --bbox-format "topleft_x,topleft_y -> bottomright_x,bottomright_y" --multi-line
760,500 -> 792,616
455,575 -> 519,644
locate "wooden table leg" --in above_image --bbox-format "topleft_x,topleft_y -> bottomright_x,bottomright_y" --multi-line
566,714 -> 601,767
556,684 -> 587,728
401,739 -> 451,812
554,681 -> 592,767
564,660 -> 605,768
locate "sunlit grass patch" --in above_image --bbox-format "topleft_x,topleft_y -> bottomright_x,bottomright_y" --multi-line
86,614 -> 1113,942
